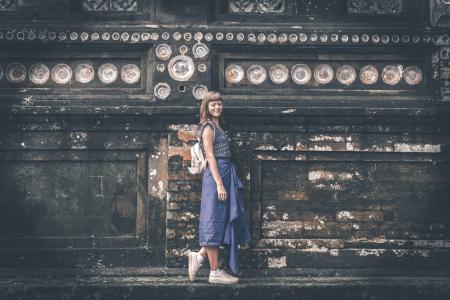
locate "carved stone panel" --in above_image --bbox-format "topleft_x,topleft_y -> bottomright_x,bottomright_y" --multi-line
82,0 -> 138,12
0,0 -> 16,11
430,0 -> 450,27
229,0 -> 289,14
347,0 -> 402,15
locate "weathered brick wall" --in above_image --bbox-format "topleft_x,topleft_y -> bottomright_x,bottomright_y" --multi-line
167,119 -> 450,270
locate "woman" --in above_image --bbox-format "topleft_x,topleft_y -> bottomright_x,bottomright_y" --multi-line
188,91 -> 251,284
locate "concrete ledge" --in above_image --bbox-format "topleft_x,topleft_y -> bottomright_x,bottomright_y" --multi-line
1,268 -> 450,300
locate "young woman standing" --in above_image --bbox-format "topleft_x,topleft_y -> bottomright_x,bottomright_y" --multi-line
188,91 -> 251,284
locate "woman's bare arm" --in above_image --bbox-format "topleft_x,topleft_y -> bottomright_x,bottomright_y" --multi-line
202,125 -> 227,201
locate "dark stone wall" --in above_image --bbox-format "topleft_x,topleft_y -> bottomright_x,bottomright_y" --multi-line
0,0 -> 450,271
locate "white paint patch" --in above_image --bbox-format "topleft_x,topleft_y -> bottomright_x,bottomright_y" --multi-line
393,143 -> 441,153
329,249 -> 340,256
256,145 -> 278,150
312,145 -> 333,151
337,211 -> 354,220
356,249 -> 384,257
149,169 -> 157,176
282,108 -> 296,114
282,213 -> 289,220
268,256 -> 287,268
281,144 -> 294,151
346,142 -> 354,151
310,135 -> 345,142
246,173 -> 251,180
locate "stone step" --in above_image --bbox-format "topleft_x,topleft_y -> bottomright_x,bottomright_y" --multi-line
1,268 -> 450,300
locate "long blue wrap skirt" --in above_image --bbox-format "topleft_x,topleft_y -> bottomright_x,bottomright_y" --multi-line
199,158 -> 251,274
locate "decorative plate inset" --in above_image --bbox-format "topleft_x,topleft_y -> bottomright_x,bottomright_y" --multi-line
359,65 -> 378,85
247,64 -> 267,85
154,83 -> 171,100
155,44 -> 172,61
192,85 -> 208,100
403,66 -> 422,86
382,65 -> 402,85
98,63 -> 118,84
168,55 -> 195,82
225,64 -> 244,84
51,64 -> 72,85
192,42 -> 209,59
121,64 -> 141,84
75,64 -> 95,84
314,64 -> 334,84
291,64 -> 311,85
269,64 -> 289,84
6,63 -> 26,83
336,65 -> 356,86
29,63 -> 50,85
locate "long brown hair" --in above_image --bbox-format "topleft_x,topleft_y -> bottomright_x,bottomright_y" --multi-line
199,91 -> 225,125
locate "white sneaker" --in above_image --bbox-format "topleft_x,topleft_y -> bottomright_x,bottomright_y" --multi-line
208,269 -> 239,284
188,251 -> 204,282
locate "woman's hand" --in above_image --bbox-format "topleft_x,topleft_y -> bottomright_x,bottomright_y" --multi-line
217,183 -> 227,201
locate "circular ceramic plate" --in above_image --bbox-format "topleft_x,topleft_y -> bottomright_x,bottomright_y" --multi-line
98,63 -> 118,84
225,64 -> 244,84
121,64 -> 141,84
168,55 -> 195,82
359,65 -> 379,85
269,64 -> 289,84
51,64 -> 72,85
291,64 -> 311,85
154,82 -> 171,100
29,63 -> 50,85
6,63 -> 27,83
336,65 -> 356,86
314,64 -> 334,84
192,85 -> 208,100
155,44 -> 172,61
382,65 -> 402,85
75,63 -> 95,84
192,42 -> 209,59
247,64 -> 267,85
403,66 -> 422,86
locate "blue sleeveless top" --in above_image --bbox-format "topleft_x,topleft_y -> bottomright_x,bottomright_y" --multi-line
199,121 -> 232,158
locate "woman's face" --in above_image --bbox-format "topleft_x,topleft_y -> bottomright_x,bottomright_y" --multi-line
208,100 -> 223,118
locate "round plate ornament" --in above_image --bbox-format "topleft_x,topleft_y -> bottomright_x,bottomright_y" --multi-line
291,64 -> 311,85
269,64 -> 289,84
359,65 -> 378,85
98,63 -> 118,84
6,63 -> 27,83
155,44 -> 172,61
192,85 -> 208,100
168,55 -> 195,82
403,66 -> 422,86
192,42 -> 209,59
382,65 -> 402,85
75,63 -> 95,84
29,63 -> 50,85
314,64 -> 334,84
121,64 -> 141,84
247,64 -> 267,85
336,65 -> 356,86
51,64 -> 72,84
225,64 -> 244,84
154,82 -> 171,100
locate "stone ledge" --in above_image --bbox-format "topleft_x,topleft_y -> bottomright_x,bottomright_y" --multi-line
1,268 -> 450,300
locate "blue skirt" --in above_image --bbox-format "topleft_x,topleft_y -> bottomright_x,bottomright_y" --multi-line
199,158 -> 251,273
